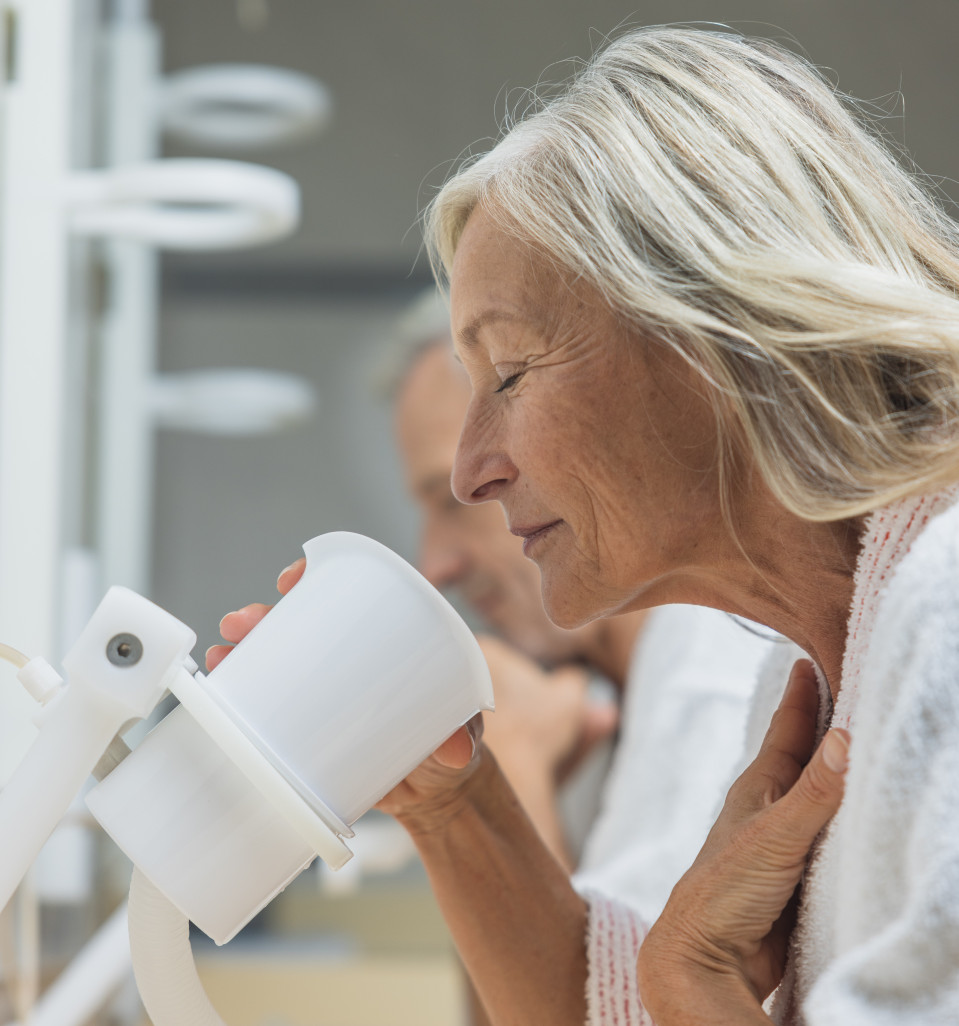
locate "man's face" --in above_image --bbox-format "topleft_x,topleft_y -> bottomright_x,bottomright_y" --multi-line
394,344 -> 587,664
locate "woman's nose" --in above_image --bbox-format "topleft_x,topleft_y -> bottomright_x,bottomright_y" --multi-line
451,405 -> 517,505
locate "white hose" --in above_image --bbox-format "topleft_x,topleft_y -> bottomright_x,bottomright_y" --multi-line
128,868 -> 225,1026
0,642 -> 29,669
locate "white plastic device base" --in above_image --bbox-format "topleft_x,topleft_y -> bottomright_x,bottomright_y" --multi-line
87,648 -> 355,947
87,704 -> 325,946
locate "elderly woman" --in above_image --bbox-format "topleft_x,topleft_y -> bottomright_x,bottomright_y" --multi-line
216,26 -> 959,1025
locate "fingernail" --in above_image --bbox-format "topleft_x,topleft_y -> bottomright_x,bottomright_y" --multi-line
277,562 -> 298,582
217,612 -> 236,632
466,721 -> 477,760
822,729 -> 850,774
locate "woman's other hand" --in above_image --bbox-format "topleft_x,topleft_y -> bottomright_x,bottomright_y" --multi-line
637,659 -> 850,1024
474,635 -> 618,868
477,635 -> 618,784
205,556 -> 485,832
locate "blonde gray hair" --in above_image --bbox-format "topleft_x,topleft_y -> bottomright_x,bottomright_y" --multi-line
426,26 -> 959,521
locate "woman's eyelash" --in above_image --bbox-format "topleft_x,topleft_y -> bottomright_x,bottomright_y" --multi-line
495,372 -> 523,393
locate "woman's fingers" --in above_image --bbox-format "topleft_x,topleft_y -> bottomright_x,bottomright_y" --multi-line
205,644 -> 232,671
766,727 -> 849,855
205,602 -> 274,671
637,660 -> 849,1012
736,658 -> 849,864
741,660 -> 821,810
433,714 -> 485,769
219,603 -> 272,643
639,657 -> 849,1015
204,556 -> 304,673
277,557 -> 306,595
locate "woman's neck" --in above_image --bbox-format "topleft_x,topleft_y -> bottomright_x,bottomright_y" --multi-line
726,515 -> 860,700
643,494 -> 862,701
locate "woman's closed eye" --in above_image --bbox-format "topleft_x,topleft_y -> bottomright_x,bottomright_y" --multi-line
495,371 -> 524,393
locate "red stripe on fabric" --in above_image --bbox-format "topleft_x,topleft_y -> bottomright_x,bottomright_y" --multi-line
608,904 -> 620,1026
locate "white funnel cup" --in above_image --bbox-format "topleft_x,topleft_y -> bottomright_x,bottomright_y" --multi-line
87,533 -> 493,943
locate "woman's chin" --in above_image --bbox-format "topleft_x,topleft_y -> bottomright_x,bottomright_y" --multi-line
541,582 -> 604,631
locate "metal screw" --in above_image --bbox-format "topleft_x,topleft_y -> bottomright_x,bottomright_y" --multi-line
106,633 -> 143,667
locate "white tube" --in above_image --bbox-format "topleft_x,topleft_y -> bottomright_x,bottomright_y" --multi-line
128,868 -> 225,1026
0,643 -> 28,669
21,902 -> 131,1026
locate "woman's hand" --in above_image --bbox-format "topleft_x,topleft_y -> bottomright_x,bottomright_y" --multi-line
206,557 -> 486,834
636,659 -> 850,1024
205,557 -> 310,672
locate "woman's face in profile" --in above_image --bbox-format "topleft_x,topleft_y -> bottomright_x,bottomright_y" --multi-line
448,207 -> 729,627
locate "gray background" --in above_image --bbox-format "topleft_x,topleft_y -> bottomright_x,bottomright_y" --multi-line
149,0 -> 959,654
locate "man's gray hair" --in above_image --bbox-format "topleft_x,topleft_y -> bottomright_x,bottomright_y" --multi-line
375,288 -> 453,400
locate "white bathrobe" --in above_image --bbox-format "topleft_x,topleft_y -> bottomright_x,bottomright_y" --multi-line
584,490 -> 959,1025
573,604 -> 775,923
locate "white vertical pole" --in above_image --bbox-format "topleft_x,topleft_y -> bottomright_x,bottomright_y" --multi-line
59,0 -> 103,648
0,0 -> 75,777
95,5 -> 161,595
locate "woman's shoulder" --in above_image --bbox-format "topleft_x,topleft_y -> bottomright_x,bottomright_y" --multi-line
803,498 -> 959,1021
852,492 -> 959,764
881,495 -> 959,621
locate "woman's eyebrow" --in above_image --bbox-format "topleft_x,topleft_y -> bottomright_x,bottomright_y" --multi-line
457,310 -> 523,350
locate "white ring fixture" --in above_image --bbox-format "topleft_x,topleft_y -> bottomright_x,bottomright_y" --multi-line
161,64 -> 333,151
65,159 -> 300,250
150,369 -> 317,436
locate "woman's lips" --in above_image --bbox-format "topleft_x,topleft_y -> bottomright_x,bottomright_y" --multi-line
510,520 -> 562,557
